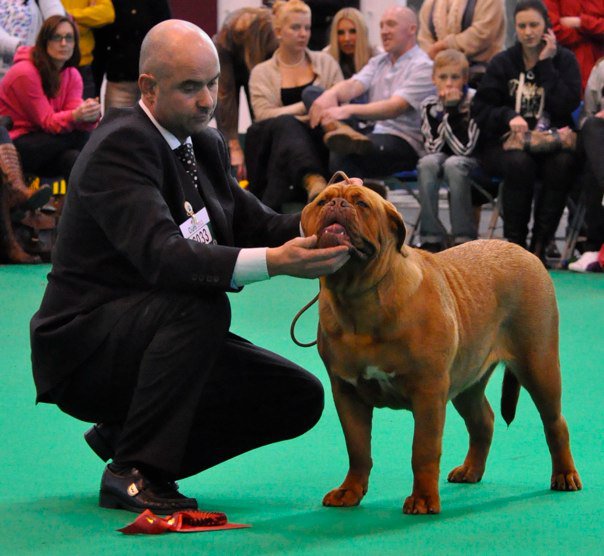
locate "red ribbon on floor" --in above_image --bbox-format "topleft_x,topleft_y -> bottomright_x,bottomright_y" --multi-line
118,509 -> 250,534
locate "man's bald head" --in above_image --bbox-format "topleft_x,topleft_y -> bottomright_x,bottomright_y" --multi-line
387,6 -> 418,28
380,5 -> 418,58
139,19 -> 218,80
138,19 -> 220,141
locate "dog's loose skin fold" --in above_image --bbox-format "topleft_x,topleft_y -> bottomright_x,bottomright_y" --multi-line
301,182 -> 582,515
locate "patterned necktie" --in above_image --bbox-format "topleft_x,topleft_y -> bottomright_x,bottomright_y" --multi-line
174,143 -> 200,189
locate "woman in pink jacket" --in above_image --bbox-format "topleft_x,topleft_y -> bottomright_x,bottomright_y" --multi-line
0,15 -> 100,179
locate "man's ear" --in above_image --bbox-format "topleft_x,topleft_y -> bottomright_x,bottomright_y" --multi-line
138,73 -> 157,102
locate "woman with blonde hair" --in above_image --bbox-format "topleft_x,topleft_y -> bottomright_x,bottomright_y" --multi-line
247,0 -> 344,209
250,0 -> 342,122
325,7 -> 375,79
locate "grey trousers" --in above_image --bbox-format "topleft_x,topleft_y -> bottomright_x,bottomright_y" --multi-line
417,152 -> 479,244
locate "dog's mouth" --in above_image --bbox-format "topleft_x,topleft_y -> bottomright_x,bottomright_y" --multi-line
318,221 -> 375,260
319,223 -> 350,246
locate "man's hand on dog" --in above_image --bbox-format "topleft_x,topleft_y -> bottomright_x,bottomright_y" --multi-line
267,236 -> 350,279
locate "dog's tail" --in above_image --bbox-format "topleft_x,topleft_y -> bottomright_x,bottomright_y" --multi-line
501,367 -> 521,426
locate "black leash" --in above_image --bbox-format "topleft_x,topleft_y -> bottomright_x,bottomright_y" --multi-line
290,292 -> 319,347
289,171 -> 353,348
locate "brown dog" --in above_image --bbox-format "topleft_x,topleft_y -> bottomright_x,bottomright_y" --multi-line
300,180 -> 582,515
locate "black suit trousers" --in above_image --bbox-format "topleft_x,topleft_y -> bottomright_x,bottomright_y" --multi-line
50,291 -> 324,480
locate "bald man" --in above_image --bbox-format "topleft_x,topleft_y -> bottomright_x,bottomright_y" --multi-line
30,20 -> 351,514
309,6 -> 435,178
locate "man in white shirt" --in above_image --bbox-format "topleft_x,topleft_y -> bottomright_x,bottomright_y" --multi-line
310,6 -> 435,178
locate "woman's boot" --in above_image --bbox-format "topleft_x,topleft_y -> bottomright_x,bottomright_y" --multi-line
0,184 -> 40,264
0,143 -> 51,210
531,185 -> 570,267
303,173 -> 327,202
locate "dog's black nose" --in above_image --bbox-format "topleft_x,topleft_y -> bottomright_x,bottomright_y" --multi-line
328,197 -> 351,209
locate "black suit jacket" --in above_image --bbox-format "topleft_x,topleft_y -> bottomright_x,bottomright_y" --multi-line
30,105 -> 300,400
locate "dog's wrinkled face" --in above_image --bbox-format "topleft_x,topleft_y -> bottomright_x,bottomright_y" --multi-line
301,181 -> 406,264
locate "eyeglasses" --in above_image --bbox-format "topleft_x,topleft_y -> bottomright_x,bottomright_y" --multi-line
49,34 -> 75,44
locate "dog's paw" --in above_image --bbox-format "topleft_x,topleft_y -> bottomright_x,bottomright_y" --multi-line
322,486 -> 364,507
447,464 -> 484,483
551,470 -> 582,491
402,493 -> 441,515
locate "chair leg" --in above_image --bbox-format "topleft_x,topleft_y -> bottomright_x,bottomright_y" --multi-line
558,187 -> 587,269
469,178 -> 503,240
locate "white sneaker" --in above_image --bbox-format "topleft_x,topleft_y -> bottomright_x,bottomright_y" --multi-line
568,251 -> 599,272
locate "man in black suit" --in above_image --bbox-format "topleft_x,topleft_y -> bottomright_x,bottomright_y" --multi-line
30,20 -> 351,514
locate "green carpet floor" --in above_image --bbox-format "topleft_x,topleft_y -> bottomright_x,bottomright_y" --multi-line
1,264 -> 602,555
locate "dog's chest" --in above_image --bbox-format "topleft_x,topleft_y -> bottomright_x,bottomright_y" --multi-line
342,366 -> 408,408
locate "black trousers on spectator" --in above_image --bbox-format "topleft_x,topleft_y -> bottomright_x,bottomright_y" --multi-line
14,130 -> 89,179
580,117 -> 604,251
480,144 -> 576,248
329,133 -> 418,179
246,115 -> 328,209
49,291 -> 324,480
77,65 -> 97,100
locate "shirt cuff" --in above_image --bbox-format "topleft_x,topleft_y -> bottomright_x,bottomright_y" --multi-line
231,247 -> 269,287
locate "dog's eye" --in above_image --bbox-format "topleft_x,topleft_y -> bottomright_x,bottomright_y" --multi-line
356,200 -> 369,208
317,199 -> 327,206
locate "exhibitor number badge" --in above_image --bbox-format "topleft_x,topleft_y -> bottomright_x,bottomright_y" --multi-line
180,205 -> 216,245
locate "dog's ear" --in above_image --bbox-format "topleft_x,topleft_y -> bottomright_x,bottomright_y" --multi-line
300,201 -> 315,237
384,201 -> 406,251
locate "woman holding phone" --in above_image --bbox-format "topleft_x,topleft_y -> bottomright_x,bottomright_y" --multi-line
472,0 -> 581,265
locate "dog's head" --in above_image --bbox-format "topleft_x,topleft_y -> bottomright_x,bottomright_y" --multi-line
301,180 -> 407,271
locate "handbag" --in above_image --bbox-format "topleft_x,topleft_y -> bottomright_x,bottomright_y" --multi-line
502,127 -> 577,153
502,71 -> 577,153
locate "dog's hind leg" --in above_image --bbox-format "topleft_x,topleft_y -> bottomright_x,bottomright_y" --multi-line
448,367 -> 496,484
512,353 -> 582,491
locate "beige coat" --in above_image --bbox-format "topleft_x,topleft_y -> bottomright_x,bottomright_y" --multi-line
418,0 -> 505,64
249,49 -> 343,122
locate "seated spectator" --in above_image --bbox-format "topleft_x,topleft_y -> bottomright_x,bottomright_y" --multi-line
417,49 -> 481,252
544,0 -> 604,94
309,6 -> 434,180
0,16 -> 101,180
247,0 -> 343,209
569,57 -> 604,271
99,0 -> 171,109
213,6 -> 278,181
0,0 -> 65,82
306,0 -> 360,51
418,0 -> 506,88
300,7 -> 378,137
0,123 -> 50,264
62,0 -> 115,99
324,7 -> 377,79
472,0 -> 581,266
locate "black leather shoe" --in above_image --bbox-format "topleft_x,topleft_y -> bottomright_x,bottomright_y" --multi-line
84,423 -> 121,461
99,466 -> 198,514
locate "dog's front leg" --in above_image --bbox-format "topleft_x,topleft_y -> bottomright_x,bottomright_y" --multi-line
404,389 -> 447,514
323,376 -> 373,507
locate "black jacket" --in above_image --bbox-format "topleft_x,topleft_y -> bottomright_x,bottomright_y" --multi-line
100,0 -> 172,82
471,42 -> 581,148
30,105 -> 300,400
